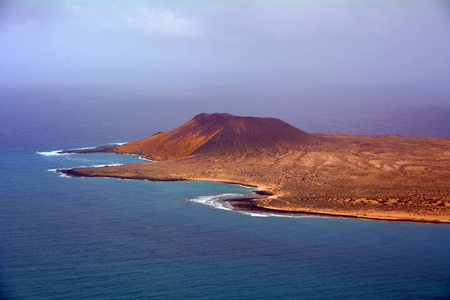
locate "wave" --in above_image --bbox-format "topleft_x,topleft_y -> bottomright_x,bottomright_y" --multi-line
37,150 -> 67,156
83,163 -> 123,168
239,210 -> 335,219
189,193 -> 283,218
234,184 -> 255,189
189,193 -> 242,211
138,156 -> 154,162
48,163 -> 122,172
47,168 -> 71,178
48,163 -> 123,177
188,194 -> 277,217
189,192 -> 336,219
71,146 -> 96,150
37,146 -> 96,156
37,144 -> 156,163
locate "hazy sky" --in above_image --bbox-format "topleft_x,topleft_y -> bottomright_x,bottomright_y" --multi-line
1,1 -> 449,90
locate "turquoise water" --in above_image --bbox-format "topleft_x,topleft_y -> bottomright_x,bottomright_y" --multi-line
1,87 -> 449,299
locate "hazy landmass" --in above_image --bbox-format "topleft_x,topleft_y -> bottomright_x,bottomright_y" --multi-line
61,113 -> 450,223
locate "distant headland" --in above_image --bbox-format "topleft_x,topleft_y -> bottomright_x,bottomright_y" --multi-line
60,113 -> 450,223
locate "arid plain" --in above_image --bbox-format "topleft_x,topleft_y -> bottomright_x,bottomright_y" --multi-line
62,113 -> 450,223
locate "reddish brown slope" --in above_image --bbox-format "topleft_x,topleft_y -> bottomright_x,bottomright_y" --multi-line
114,113 -> 317,160
192,113 -> 316,155
113,114 -> 226,160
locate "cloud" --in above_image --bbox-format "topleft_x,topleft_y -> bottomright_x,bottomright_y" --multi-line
0,1 -> 448,89
0,1 -> 69,30
66,2 -> 203,39
128,6 -> 202,38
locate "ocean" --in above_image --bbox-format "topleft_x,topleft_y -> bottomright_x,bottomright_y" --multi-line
1,86 -> 449,299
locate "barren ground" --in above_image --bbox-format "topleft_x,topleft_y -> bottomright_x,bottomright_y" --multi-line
63,134 -> 450,223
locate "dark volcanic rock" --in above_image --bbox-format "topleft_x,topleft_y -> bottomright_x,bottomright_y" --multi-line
60,145 -> 117,154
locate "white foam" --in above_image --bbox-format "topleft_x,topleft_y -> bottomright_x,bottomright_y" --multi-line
235,184 -> 254,189
38,145 -> 156,164
47,168 -> 72,178
110,142 -> 127,145
37,146 -> 96,156
189,193 -> 242,211
86,163 -> 123,168
76,146 -> 96,150
234,211 -> 330,219
189,194 -> 285,217
138,156 -> 154,162
241,212 -> 270,217
266,213 -> 312,218
58,172 -> 72,178
37,150 -> 67,156
189,192 -> 337,219
248,212 -> 336,219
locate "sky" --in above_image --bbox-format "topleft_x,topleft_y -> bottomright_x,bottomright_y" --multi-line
0,0 -> 449,92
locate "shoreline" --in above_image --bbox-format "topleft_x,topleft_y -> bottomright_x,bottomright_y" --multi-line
59,169 -> 188,182
223,198 -> 450,224
59,169 -> 450,224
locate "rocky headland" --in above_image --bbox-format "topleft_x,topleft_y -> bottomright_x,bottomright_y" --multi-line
60,113 -> 450,223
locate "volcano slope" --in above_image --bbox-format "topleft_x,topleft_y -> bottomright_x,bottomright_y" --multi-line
62,113 -> 450,223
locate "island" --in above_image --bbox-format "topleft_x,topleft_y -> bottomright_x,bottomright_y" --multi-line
60,113 -> 450,223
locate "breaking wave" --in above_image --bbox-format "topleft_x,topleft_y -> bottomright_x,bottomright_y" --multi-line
47,169 -> 71,178
37,150 -> 67,156
79,163 -> 124,168
189,192 -> 333,219
36,146 -> 96,156
189,193 -> 242,211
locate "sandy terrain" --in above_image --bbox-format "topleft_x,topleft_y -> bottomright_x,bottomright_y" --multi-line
62,133 -> 450,223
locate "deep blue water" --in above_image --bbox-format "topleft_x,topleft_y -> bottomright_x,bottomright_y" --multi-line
1,87 -> 449,299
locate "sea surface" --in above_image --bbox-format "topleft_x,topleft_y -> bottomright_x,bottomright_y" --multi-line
1,86 -> 449,299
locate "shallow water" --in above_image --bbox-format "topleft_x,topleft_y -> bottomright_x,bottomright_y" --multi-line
1,87 -> 449,299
